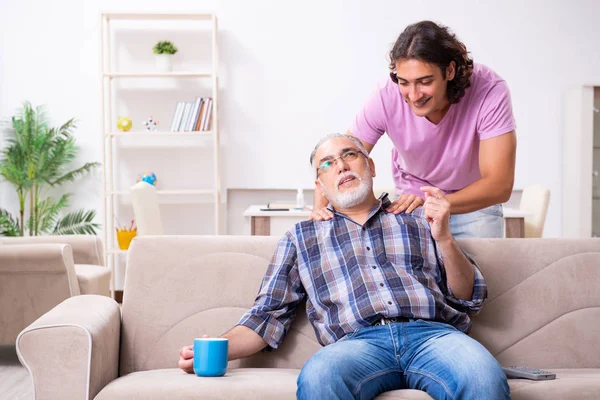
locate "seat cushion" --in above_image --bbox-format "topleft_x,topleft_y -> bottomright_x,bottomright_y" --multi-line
94,368 -> 600,400
94,368 -> 432,400
74,264 -> 110,296
508,369 -> 600,400
95,368 -> 298,400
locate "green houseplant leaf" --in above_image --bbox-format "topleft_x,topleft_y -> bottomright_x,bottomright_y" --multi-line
153,40 -> 178,55
0,102 -> 101,236
0,208 -> 21,237
53,209 -> 100,235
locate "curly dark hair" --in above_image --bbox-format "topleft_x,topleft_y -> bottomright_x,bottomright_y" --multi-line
388,21 -> 474,104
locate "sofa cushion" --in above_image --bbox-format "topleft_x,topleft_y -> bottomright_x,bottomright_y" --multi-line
74,264 -> 110,296
94,368 -> 433,400
94,367 -> 600,400
95,368 -> 299,400
507,369 -> 600,400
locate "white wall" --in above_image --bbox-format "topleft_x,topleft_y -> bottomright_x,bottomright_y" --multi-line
2,0 -> 600,238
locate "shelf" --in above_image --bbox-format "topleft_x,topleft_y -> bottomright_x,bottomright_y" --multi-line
107,189 -> 218,205
108,189 -> 216,196
107,249 -> 128,255
106,131 -> 214,148
104,13 -> 214,21
104,72 -> 212,79
106,131 -> 213,137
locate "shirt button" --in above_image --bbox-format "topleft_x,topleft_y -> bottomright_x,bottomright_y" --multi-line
372,266 -> 377,269
388,301 -> 392,305
379,283 -> 384,287
366,246 -> 371,251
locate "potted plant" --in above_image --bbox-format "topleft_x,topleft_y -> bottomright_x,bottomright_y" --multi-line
153,40 -> 178,72
0,102 -> 100,236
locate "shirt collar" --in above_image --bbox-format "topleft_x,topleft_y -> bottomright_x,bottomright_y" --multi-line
326,192 -> 391,222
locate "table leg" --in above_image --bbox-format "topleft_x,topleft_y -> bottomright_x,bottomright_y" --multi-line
505,218 -> 525,238
251,216 -> 271,236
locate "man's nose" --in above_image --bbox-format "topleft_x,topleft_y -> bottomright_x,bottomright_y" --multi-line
334,157 -> 350,174
408,85 -> 420,102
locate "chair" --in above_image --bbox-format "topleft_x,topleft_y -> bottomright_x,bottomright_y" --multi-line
519,185 -> 551,238
130,181 -> 164,236
0,235 -> 109,345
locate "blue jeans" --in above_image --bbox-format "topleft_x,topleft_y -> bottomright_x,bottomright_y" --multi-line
449,204 -> 504,239
297,320 -> 510,400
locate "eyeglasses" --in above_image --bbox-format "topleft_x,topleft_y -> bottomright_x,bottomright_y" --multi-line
316,148 -> 366,177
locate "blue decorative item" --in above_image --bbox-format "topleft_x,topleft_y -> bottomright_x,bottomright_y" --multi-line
137,172 -> 158,186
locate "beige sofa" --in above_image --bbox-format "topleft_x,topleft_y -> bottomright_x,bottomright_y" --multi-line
17,236 -> 600,399
0,235 -> 109,345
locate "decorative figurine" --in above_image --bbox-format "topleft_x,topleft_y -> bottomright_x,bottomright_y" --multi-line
117,116 -> 132,132
137,172 -> 158,186
143,116 -> 159,132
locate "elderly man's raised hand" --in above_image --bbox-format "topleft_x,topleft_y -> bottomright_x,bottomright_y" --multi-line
420,186 -> 452,242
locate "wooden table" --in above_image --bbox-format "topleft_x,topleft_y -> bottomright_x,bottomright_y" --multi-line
244,206 -> 529,238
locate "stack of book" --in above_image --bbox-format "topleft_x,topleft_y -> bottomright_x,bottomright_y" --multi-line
169,97 -> 214,132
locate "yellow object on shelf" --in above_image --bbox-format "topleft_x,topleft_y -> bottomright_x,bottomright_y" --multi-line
117,116 -> 132,132
116,230 -> 137,250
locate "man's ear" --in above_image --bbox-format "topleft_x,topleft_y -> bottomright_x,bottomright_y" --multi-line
315,179 -> 326,196
369,158 -> 376,178
446,61 -> 456,81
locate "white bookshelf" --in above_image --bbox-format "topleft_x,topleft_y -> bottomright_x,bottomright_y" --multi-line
104,72 -> 213,78
100,12 -> 222,298
107,131 -> 213,137
108,189 -> 217,198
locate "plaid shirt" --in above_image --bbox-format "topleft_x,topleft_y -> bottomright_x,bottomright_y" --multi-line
238,195 -> 487,348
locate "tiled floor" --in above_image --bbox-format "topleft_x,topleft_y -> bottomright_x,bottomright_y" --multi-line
0,346 -> 32,400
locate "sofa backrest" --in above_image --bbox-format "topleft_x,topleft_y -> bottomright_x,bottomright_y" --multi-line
460,238 -> 600,369
1,235 -> 104,265
120,236 -> 600,375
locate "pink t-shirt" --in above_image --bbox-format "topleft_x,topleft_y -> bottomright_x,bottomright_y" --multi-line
351,63 -> 516,197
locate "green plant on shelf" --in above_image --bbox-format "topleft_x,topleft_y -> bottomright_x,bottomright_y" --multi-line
153,40 -> 178,55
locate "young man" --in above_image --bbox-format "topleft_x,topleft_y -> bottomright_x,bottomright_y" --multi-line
312,21 -> 517,239
179,134 -> 510,400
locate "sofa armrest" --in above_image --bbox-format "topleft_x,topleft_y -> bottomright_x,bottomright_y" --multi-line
1,235 -> 104,266
16,295 -> 120,400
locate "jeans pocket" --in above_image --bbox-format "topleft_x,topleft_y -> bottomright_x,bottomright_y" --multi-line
338,327 -> 362,342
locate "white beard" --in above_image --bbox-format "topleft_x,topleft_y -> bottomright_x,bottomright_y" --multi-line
321,170 -> 373,209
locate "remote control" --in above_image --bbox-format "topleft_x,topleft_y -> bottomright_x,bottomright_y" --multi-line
502,366 -> 556,380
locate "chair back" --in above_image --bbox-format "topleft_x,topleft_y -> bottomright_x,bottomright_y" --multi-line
519,185 -> 551,238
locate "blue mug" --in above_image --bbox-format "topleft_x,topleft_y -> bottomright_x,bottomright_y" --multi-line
193,338 -> 229,377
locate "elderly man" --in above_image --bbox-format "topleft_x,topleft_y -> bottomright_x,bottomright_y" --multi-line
179,133 -> 510,400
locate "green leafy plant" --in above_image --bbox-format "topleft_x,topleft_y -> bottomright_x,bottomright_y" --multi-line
153,40 -> 178,55
0,102 -> 101,236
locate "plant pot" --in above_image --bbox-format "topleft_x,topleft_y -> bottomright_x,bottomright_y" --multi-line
155,54 -> 172,72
